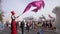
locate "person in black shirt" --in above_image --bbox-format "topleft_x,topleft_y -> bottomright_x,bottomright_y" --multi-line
49,20 -> 52,28
20,21 -> 24,34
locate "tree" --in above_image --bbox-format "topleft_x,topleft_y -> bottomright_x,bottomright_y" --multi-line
0,10 -> 4,22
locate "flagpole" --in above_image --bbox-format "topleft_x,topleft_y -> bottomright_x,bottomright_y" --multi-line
17,13 -> 24,18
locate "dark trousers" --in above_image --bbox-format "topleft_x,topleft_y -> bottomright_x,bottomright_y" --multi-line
21,28 -> 24,34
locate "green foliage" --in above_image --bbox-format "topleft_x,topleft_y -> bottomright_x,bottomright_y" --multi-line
0,11 -> 3,22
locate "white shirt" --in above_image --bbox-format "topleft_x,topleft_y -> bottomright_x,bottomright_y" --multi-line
11,15 -> 16,20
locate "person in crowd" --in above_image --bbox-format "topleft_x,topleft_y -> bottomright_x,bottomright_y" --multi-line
24,22 -> 27,30
6,22 -> 8,27
34,23 -> 37,31
31,21 -> 34,29
16,21 -> 19,30
37,22 -> 41,29
37,26 -> 43,34
20,21 -> 25,34
45,21 -> 49,28
42,21 -> 46,29
49,20 -> 52,28
0,21 -> 4,33
26,22 -> 30,32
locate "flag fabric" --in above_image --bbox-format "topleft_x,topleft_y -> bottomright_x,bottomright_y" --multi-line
23,3 -> 31,13
23,0 -> 45,14
48,14 -> 53,18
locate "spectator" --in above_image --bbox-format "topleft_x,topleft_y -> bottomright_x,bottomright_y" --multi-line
45,21 -> 49,28
26,22 -> 30,32
20,21 -> 25,34
49,20 -> 52,28
0,21 -> 4,33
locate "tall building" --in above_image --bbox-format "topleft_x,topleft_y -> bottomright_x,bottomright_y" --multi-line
53,6 -> 60,34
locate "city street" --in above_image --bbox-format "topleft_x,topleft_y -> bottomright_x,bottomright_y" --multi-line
0,25 -> 57,34
0,0 -> 60,34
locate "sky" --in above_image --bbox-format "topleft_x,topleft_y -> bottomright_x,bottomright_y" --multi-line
1,0 -> 60,21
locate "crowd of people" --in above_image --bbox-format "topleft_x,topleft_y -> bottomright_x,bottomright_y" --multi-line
3,11 -> 56,34
5,19 -> 56,34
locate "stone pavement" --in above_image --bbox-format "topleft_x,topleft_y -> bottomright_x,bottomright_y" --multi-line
0,25 -> 58,34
